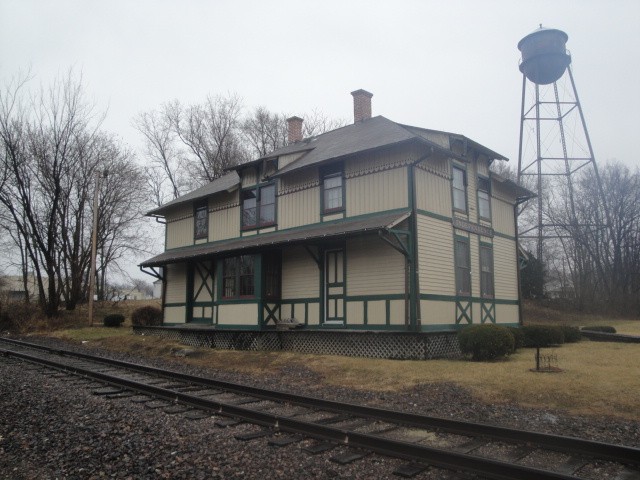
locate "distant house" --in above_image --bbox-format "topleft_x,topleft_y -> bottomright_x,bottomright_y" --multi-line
153,279 -> 163,299
0,275 -> 44,302
107,288 -> 149,302
142,90 -> 533,331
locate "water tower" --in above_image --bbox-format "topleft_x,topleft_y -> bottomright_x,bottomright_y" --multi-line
516,26 -> 607,266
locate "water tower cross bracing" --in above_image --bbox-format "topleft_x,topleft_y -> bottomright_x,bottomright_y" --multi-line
516,26 -> 607,263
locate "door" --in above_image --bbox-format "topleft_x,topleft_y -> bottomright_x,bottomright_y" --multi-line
324,249 -> 345,324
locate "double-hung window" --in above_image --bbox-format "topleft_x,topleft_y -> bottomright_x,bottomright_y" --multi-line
242,183 -> 276,229
455,237 -> 471,296
194,201 -> 208,240
452,166 -> 467,212
321,163 -> 344,213
478,177 -> 491,221
222,255 -> 255,298
480,244 -> 494,298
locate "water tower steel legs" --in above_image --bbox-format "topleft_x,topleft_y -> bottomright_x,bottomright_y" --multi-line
516,65 -> 609,268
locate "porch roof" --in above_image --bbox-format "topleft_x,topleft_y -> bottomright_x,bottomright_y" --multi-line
140,210 -> 410,268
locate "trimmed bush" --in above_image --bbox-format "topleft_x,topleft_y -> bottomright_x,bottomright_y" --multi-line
521,325 -> 564,347
131,305 -> 163,327
507,326 -> 525,350
458,324 -> 515,361
581,325 -> 616,334
560,325 -> 582,343
103,313 -> 125,328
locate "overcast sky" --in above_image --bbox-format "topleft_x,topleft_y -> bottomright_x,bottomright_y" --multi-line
1,0 -> 639,279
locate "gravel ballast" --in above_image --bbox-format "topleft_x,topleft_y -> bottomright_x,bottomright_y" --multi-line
1,335 -> 638,479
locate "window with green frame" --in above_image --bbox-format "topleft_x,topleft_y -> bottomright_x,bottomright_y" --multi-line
321,163 -> 344,213
242,184 -> 276,229
478,177 -> 491,221
194,201 -> 208,239
455,237 -> 471,296
480,244 -> 494,298
452,165 -> 467,212
222,255 -> 255,298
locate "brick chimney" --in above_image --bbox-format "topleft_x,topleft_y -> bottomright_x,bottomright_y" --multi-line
351,89 -> 373,123
287,116 -> 303,144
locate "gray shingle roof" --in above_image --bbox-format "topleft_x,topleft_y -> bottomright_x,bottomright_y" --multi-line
147,171 -> 240,216
140,210 -> 409,267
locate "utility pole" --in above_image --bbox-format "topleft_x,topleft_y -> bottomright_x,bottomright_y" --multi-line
88,169 -> 107,325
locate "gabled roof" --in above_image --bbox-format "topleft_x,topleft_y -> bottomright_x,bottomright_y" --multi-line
140,210 -> 409,267
147,171 -> 240,217
147,115 -> 509,217
245,116 -> 506,178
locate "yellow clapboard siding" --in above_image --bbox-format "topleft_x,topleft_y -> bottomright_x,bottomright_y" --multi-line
281,246 -> 320,299
415,166 -> 451,216
164,306 -> 186,324
417,215 -> 455,295
494,237 -> 518,299
496,304 -> 520,324
278,187 -> 320,229
347,237 -> 405,296
492,198 -> 515,237
165,263 -> 187,303
346,167 -> 408,216
217,304 -> 258,326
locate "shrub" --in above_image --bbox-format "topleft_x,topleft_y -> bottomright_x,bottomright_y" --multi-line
103,313 -> 125,328
560,325 -> 582,343
581,325 -> 616,334
131,305 -> 163,327
458,324 -> 515,361
0,302 -> 44,333
507,326 -> 525,350
521,325 -> 564,347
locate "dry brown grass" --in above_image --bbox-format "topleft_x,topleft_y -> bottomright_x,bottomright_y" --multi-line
49,328 -> 640,421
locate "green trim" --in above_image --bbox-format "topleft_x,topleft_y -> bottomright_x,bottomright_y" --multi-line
217,298 -> 260,305
481,301 -> 496,324
451,162 -> 469,216
213,324 -> 262,330
320,162 -> 346,216
161,322 -> 187,326
193,301 -> 214,307
307,324 -> 407,331
186,263 -> 194,323
346,294 -> 405,302
476,173 -> 492,224
164,302 -> 186,307
420,324 -> 467,332
163,207 -> 409,252
493,231 -> 516,241
456,300 -> 472,324
416,208 -> 516,241
189,318 -> 213,325
420,294 -> 519,305
416,209 -> 452,223
453,235 -> 471,297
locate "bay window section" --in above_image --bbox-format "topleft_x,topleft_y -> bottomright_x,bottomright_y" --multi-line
242,183 -> 276,229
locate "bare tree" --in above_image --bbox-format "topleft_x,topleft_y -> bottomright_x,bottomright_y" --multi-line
241,106 -> 288,158
547,162 -> 640,314
0,72 -> 150,316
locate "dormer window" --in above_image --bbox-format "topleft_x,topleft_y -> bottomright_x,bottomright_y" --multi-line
321,163 -> 344,213
194,201 -> 208,240
242,183 -> 276,229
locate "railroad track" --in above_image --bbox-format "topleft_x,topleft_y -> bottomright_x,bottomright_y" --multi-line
0,337 -> 638,480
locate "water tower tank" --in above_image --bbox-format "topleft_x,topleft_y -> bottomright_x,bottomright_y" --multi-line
518,27 -> 571,85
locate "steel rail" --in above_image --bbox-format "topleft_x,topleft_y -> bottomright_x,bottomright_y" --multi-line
1,337 -> 639,469
1,346 -> 580,480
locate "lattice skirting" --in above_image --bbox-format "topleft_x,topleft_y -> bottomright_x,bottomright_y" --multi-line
132,327 -> 461,360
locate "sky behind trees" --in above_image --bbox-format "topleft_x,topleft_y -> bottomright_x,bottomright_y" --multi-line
1,0 -> 638,170
1,0 -> 639,285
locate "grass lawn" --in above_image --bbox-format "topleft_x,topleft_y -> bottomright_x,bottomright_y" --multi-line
49,325 -> 640,421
